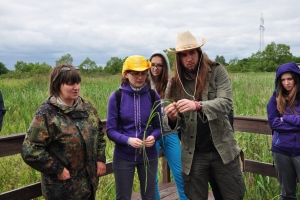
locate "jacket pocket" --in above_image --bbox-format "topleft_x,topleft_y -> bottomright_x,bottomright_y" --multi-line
42,178 -> 74,199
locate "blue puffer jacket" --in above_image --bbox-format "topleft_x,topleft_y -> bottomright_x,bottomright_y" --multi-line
267,62 -> 300,156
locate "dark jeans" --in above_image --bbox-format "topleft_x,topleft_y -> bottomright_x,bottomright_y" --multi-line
209,168 -> 223,200
113,155 -> 158,200
273,152 -> 300,200
182,151 -> 245,200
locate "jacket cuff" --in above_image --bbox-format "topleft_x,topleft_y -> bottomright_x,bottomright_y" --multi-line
163,115 -> 180,131
97,155 -> 106,163
55,164 -> 64,175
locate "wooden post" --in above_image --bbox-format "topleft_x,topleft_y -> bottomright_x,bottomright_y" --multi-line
162,157 -> 171,183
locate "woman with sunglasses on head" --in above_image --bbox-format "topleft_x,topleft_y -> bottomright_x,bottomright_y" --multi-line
267,62 -> 300,200
106,55 -> 162,200
21,64 -> 106,200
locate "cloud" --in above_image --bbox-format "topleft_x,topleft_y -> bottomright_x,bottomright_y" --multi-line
1,0 -> 300,69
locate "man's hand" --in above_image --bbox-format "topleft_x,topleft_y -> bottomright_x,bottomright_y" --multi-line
176,99 -> 197,113
164,102 -> 179,122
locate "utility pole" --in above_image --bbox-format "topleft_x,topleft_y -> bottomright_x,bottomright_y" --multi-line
259,13 -> 265,52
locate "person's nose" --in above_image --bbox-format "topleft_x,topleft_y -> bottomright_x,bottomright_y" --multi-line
73,83 -> 80,89
187,54 -> 193,61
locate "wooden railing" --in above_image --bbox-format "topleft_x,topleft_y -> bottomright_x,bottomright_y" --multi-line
0,116 -> 275,200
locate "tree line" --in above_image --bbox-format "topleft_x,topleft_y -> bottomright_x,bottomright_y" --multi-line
0,41 -> 299,78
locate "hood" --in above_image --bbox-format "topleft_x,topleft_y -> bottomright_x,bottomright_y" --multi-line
274,62 -> 300,91
148,51 -> 170,87
119,83 -> 150,94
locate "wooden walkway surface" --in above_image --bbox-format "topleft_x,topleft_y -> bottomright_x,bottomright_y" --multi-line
132,182 -> 215,200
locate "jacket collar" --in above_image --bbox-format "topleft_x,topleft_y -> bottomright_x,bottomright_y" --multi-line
47,96 -> 86,114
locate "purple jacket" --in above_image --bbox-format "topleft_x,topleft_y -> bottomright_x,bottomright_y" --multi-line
106,84 -> 162,161
267,62 -> 300,156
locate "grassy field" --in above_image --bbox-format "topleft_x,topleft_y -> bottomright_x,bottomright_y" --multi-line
0,71 -> 290,199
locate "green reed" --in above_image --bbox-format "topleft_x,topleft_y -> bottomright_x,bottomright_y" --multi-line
139,99 -> 174,192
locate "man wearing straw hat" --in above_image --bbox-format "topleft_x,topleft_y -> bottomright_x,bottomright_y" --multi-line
164,31 -> 245,199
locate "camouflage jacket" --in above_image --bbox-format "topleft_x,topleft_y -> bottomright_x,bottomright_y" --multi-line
21,96 -> 106,199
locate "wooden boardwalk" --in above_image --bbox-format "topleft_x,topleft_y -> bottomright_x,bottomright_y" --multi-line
132,182 -> 215,200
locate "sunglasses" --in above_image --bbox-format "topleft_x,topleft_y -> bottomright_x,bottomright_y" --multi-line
151,63 -> 163,69
52,66 -> 71,83
128,71 -> 148,78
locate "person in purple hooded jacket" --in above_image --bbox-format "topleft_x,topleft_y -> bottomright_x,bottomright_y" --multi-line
106,55 -> 162,200
267,62 -> 300,200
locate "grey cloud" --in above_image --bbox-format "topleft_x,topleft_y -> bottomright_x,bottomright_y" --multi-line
1,0 -> 300,69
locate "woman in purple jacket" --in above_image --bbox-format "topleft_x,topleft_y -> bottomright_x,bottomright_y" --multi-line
106,55 -> 162,200
267,62 -> 300,200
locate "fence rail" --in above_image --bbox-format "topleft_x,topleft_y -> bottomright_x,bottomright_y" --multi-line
0,115 -> 275,200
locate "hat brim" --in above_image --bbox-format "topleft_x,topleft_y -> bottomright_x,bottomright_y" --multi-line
122,66 -> 150,75
128,67 -> 150,71
167,38 -> 206,54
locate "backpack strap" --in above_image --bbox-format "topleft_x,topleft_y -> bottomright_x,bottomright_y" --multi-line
115,89 -> 122,125
115,88 -> 156,122
115,89 -> 121,113
150,89 -> 156,107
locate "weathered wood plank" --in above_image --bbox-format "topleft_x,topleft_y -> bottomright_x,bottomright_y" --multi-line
234,116 -> 272,135
0,182 -> 41,200
162,157 -> 171,183
0,121 -> 107,157
132,182 -> 215,200
244,159 -> 276,177
0,133 -> 25,157
0,162 -> 114,200
0,116 -> 272,157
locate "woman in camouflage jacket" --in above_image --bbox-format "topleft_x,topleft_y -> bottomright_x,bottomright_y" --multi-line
21,64 -> 106,200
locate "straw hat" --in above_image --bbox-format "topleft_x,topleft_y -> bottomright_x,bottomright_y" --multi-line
167,31 -> 206,53
122,55 -> 151,75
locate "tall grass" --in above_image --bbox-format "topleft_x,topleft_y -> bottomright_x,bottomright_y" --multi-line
0,72 -> 293,199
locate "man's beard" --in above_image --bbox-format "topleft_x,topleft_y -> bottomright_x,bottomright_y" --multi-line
185,63 -> 198,74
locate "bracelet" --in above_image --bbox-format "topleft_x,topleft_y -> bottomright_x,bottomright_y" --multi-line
194,101 -> 201,111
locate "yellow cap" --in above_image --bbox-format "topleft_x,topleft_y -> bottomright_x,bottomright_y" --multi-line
122,55 -> 151,75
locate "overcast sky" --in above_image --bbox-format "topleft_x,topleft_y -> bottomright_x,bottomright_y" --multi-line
1,0 -> 300,70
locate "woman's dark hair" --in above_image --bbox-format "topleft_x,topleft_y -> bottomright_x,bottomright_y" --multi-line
149,54 -> 169,98
276,72 -> 300,114
49,63 -> 81,97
